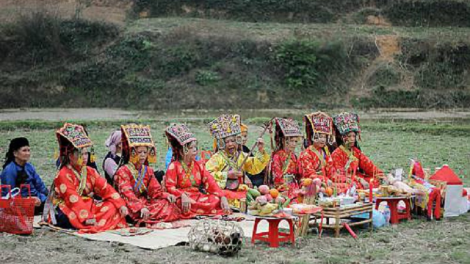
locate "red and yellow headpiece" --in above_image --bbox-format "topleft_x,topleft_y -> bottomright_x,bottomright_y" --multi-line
121,124 -> 157,164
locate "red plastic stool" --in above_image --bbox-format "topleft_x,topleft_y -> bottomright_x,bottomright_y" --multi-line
375,197 -> 412,224
251,217 -> 295,248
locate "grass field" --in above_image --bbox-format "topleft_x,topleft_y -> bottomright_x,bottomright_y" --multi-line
0,115 -> 470,263
1,117 -> 469,186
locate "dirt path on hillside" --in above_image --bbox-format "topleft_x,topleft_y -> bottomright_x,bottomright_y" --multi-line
0,108 -> 137,121
375,35 -> 401,62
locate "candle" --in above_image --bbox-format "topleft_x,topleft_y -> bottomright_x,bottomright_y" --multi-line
343,223 -> 358,239
239,174 -> 244,184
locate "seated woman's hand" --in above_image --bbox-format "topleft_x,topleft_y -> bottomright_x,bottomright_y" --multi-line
167,194 -> 176,203
256,138 -> 265,152
140,207 -> 150,220
119,206 -> 128,216
181,193 -> 192,213
33,197 -> 42,207
228,170 -> 242,180
220,197 -> 231,214
85,218 -> 96,226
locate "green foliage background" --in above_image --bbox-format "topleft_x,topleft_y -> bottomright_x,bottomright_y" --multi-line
1,0 -> 470,109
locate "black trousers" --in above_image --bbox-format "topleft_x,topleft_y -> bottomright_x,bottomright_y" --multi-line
154,170 -> 165,184
55,207 -> 77,230
34,202 -> 45,215
247,172 -> 265,187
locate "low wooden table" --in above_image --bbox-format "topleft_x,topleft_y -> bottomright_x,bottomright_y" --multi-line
312,202 -> 373,237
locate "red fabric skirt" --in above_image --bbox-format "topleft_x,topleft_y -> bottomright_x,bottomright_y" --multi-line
60,199 -> 128,234
178,191 -> 225,218
130,197 -> 181,226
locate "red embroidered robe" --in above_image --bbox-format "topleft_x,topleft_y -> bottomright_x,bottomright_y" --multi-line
53,165 -> 127,233
298,146 -> 333,182
271,150 -> 300,199
114,165 -> 181,225
331,146 -> 382,189
165,160 -> 226,217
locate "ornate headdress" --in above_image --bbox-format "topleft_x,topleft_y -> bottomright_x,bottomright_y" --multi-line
121,124 -> 157,164
332,112 -> 360,136
165,123 -> 197,147
56,123 -> 94,167
274,117 -> 302,138
56,123 -> 93,157
273,117 -> 302,150
209,114 -> 241,139
304,112 -> 335,145
208,114 -> 242,149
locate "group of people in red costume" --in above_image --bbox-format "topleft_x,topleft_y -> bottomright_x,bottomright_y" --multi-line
270,112 -> 384,199
6,111 -> 385,233
49,122 -> 232,233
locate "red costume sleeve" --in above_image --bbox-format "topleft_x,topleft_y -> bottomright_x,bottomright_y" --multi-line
147,167 -> 169,200
271,152 -> 285,185
291,154 -> 300,176
299,149 -> 328,181
355,148 -> 382,177
325,155 -> 335,180
165,162 -> 184,198
89,168 -> 125,209
331,148 -> 347,176
54,168 -> 95,223
114,166 -> 144,214
299,151 -> 313,179
199,162 -> 224,197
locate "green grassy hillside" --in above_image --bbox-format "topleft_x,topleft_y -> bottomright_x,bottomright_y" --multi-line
1,0 -> 470,109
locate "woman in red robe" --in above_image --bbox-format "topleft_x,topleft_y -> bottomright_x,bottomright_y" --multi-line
164,124 -> 230,217
114,124 -> 181,226
298,112 -> 335,185
270,118 -> 302,199
53,123 -> 128,233
330,112 -> 384,190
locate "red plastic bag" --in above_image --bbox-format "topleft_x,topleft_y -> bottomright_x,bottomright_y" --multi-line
0,184 -> 36,235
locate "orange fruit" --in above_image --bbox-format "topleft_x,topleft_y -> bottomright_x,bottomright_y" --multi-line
325,187 -> 333,197
269,189 -> 279,199
302,178 -> 313,186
